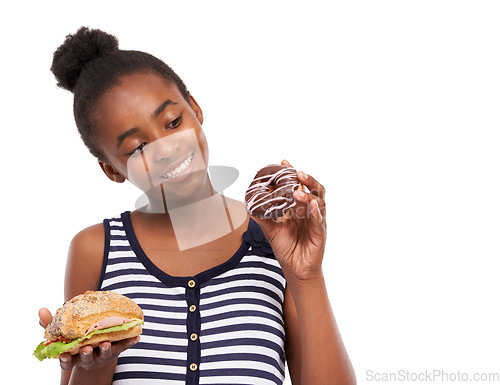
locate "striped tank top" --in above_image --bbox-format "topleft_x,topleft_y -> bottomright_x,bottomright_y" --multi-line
98,211 -> 287,385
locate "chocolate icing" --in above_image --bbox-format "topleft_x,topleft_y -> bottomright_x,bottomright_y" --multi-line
245,164 -> 301,219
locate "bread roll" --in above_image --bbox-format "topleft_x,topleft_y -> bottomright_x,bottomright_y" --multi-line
45,291 -> 143,341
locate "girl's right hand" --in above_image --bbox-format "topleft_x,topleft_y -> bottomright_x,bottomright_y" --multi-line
38,307 -> 140,372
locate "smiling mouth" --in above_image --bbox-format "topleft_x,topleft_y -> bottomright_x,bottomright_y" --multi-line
161,153 -> 194,180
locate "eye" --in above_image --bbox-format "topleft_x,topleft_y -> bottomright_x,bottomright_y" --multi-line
129,142 -> 146,157
167,115 -> 182,129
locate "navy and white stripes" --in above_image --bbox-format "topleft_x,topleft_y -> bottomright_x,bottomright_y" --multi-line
99,211 -> 286,384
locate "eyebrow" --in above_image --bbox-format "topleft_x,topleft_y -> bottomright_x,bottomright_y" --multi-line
116,99 -> 178,150
153,99 -> 177,118
116,127 -> 139,150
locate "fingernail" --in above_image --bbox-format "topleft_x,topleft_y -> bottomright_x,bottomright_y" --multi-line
60,355 -> 69,362
101,344 -> 110,352
297,190 -> 305,198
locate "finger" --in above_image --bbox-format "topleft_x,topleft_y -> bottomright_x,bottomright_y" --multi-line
109,336 -> 141,357
281,159 -> 293,168
309,199 -> 326,239
293,189 -> 326,218
310,199 -> 324,223
59,352 -> 74,371
96,341 -> 112,362
78,345 -> 95,368
38,308 -> 52,328
290,200 -> 308,220
297,171 -> 325,201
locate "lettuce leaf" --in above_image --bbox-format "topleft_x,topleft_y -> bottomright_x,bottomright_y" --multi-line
33,320 -> 143,361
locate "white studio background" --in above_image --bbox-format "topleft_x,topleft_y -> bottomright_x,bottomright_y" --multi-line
1,1 -> 499,384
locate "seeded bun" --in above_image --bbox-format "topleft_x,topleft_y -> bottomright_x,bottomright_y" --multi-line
45,291 -> 143,341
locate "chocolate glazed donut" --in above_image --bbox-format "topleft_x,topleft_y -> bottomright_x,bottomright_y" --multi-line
245,164 -> 302,219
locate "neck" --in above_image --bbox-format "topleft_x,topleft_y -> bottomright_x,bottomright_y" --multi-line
136,179 -> 239,251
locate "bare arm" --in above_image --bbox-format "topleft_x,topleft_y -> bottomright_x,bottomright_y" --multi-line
255,160 -> 356,385
283,275 -> 355,385
59,224 -> 138,385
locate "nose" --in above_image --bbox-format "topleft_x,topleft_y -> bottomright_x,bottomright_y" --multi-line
146,135 -> 180,163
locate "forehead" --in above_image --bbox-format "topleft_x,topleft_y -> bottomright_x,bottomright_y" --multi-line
92,72 -> 184,130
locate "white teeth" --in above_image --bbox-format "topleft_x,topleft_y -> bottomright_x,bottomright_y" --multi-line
162,153 -> 193,180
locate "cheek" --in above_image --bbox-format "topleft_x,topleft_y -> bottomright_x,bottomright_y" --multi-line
126,156 -> 154,191
125,128 -> 207,191
196,129 -> 209,165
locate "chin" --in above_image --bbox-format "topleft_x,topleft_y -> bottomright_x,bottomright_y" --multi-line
160,169 -> 209,204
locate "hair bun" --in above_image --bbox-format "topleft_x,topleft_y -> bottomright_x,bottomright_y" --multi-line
51,27 -> 119,92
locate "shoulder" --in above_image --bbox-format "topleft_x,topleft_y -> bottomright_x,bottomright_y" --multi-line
65,222 -> 106,300
69,222 -> 105,251
68,222 -> 106,266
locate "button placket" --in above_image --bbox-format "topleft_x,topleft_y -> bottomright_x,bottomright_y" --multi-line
185,277 -> 201,384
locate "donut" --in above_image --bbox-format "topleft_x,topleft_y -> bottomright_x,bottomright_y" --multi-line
245,164 -> 302,219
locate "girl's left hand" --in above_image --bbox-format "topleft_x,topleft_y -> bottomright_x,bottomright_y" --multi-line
250,160 -> 327,282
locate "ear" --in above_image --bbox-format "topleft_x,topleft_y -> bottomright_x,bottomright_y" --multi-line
98,160 -> 126,183
189,95 -> 204,125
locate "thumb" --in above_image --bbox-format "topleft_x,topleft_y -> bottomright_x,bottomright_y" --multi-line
39,307 -> 52,328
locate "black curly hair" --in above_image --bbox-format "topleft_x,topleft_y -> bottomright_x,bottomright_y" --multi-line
51,27 -> 190,162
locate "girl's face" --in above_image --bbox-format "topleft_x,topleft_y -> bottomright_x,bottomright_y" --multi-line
93,72 -> 210,206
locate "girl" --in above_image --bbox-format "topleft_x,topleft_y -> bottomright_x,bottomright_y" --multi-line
38,27 -> 355,385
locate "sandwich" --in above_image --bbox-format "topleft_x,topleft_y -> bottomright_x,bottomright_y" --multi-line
34,290 -> 144,361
